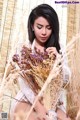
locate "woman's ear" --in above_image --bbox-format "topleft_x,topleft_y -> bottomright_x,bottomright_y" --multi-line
32,29 -> 34,31
32,25 -> 34,31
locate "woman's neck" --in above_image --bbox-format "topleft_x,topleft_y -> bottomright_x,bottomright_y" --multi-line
32,40 -> 45,53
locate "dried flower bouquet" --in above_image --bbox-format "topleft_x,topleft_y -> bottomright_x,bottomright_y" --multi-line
12,45 -> 63,110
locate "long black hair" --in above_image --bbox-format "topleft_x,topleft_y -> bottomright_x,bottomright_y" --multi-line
28,4 -> 60,53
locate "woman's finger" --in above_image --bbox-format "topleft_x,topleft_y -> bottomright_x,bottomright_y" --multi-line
46,47 -> 58,56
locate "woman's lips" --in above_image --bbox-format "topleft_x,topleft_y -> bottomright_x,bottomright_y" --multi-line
41,37 -> 47,40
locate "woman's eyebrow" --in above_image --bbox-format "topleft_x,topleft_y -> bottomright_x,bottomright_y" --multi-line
37,23 -> 43,26
37,23 -> 50,27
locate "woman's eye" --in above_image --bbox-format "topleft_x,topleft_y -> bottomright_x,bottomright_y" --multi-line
37,25 -> 52,30
37,25 -> 42,29
47,26 -> 52,30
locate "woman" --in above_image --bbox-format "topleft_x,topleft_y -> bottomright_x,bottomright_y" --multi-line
10,4 -> 71,120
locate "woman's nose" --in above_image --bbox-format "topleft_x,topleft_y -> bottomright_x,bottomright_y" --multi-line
42,28 -> 46,35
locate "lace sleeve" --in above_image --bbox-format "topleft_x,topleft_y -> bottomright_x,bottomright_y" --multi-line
63,63 -> 71,83
60,44 -> 71,83
18,76 -> 35,104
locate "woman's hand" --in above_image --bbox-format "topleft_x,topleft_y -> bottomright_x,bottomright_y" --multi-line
46,47 -> 59,57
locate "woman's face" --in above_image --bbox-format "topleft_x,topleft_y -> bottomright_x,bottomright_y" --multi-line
32,17 -> 52,46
